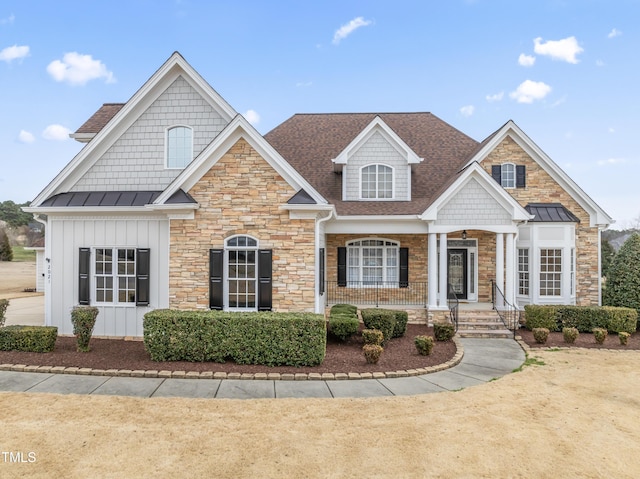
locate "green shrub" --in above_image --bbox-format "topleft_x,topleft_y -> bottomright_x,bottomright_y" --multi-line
362,329 -> 384,346
71,306 -> 99,352
414,335 -> 434,356
603,306 -> 637,334
603,233 -> 640,317
330,304 -> 358,316
524,305 -> 559,331
0,325 -> 58,352
391,310 -> 409,338
0,298 -> 8,328
533,327 -> 550,344
433,322 -> 455,341
593,327 -> 608,344
562,327 -> 579,344
328,314 -> 359,341
144,310 -> 326,366
363,344 -> 383,364
361,309 -> 396,344
0,229 -> 13,261
558,306 -> 607,333
618,331 -> 630,346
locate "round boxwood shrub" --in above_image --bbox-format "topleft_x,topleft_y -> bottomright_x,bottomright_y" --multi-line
363,344 -> 383,364
361,309 -> 396,344
532,327 -> 549,344
433,322 -> 455,341
362,328 -> 384,346
328,314 -> 359,342
619,331 -> 630,346
562,327 -> 579,344
593,327 -> 608,344
414,335 -> 434,356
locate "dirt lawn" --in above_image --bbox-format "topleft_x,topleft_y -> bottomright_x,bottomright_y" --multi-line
0,348 -> 638,478
0,261 -> 39,300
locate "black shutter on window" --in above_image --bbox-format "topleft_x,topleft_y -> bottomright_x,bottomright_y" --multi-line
136,248 -> 150,306
399,247 -> 409,288
209,249 -> 224,310
79,247 -> 91,305
319,248 -> 325,295
516,165 -> 526,188
337,247 -> 347,287
491,165 -> 502,184
257,249 -> 272,311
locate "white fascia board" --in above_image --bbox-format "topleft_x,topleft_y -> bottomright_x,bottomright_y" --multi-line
469,120 -> 613,227
31,52 -> 237,206
23,206 -> 156,215
157,115 -> 327,206
325,214 -> 428,234
68,132 -> 95,143
427,224 -> 520,235
145,203 -> 199,211
280,204 -> 334,211
332,116 -> 423,167
420,162 -> 532,222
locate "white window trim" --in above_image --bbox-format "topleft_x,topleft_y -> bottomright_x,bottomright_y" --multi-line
92,247 -> 137,307
501,162 -> 516,189
518,247 -> 530,297
223,235 -> 259,311
165,125 -> 194,170
539,247 -> 563,298
359,164 -> 395,200
346,237 -> 399,287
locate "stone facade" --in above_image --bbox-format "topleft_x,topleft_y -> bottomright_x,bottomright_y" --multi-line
482,136 -> 599,305
168,138 -> 317,312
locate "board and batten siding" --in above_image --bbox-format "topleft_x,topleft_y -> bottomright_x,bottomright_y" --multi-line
48,216 -> 169,337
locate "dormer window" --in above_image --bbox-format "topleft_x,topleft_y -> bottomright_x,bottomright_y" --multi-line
492,163 -> 526,189
361,164 -> 394,199
166,126 -> 193,169
501,163 -> 516,188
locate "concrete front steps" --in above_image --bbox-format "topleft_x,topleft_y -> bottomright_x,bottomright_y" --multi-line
456,309 -> 514,338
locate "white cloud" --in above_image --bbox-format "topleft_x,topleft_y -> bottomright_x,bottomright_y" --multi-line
533,36 -> 584,64
486,92 -> 504,102
518,53 -> 536,67
17,130 -> 35,143
47,52 -> 115,86
42,124 -> 71,141
0,44 -> 29,63
460,105 -> 475,117
0,14 -> 15,25
509,80 -> 552,103
243,109 -> 260,125
333,17 -> 372,45
597,157 -> 626,166
295,81 -> 312,88
608,28 -> 622,39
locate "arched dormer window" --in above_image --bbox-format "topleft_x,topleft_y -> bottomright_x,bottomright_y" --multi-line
360,164 -> 394,199
501,162 -> 516,189
166,126 -> 193,169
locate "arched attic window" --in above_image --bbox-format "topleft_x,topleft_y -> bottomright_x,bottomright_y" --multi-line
360,164 -> 394,199
166,126 -> 193,169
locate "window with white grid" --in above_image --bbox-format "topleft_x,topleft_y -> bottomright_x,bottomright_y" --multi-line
540,248 -> 562,296
360,164 -> 393,199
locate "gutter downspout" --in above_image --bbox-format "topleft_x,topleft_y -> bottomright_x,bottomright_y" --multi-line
315,208 -> 334,314
32,214 -> 50,326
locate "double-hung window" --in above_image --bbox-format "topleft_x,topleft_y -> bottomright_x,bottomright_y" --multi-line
361,164 -> 393,199
166,126 -> 193,169
347,239 -> 399,285
95,248 -> 136,304
518,248 -> 529,296
540,248 -> 562,296
501,163 -> 516,188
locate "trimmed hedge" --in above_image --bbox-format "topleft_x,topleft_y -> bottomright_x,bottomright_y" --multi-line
0,325 -> 58,352
434,322 -> 455,341
328,313 -> 359,341
330,304 -> 358,316
143,310 -> 326,366
391,310 -> 409,338
524,305 -> 637,334
361,309 -> 396,344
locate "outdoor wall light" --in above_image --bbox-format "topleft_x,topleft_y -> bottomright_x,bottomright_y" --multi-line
462,230 -> 467,240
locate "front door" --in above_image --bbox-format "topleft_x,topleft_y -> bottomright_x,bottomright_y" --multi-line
448,249 -> 468,300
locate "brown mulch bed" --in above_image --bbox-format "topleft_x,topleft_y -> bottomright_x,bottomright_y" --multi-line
0,324 -> 456,375
518,329 -> 640,350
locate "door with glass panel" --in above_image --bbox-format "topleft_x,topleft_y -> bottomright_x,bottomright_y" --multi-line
447,249 -> 467,299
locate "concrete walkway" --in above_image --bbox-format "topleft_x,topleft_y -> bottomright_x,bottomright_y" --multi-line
2,295 -> 44,327
0,338 -> 525,399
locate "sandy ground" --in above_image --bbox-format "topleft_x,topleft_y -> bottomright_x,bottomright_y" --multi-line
0,348 -> 638,478
0,261 -> 40,300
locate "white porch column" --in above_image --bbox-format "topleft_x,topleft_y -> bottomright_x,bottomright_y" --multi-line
428,233 -> 438,309
495,233 -> 504,304
505,232 -> 515,305
438,232 -> 448,308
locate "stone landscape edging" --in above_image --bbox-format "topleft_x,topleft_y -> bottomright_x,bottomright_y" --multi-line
0,337 -> 464,381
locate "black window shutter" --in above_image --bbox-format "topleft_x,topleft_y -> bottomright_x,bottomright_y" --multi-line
136,248 -> 150,306
319,248 -> 325,295
491,165 -> 502,184
209,249 -> 224,310
516,165 -> 526,188
337,247 -> 347,287
399,247 -> 409,288
79,247 -> 91,305
257,249 -> 272,311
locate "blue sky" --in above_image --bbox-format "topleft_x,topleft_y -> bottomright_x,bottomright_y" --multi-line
1,0 -> 638,228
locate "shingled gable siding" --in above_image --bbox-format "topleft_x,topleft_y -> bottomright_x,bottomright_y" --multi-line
436,177 -> 511,225
483,136 -> 599,305
168,138 -> 316,312
71,76 -> 229,192
344,131 -> 409,201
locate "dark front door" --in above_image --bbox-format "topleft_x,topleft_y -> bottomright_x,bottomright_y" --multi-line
448,249 -> 467,300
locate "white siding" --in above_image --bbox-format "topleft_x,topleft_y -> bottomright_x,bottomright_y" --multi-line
344,131 -> 409,200
48,216 -> 170,337
436,178 -> 511,225
71,76 -> 229,192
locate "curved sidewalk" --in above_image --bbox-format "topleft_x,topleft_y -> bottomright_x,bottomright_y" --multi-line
0,338 -> 525,399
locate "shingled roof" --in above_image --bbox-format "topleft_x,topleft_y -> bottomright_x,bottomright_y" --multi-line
264,113 -> 480,215
74,103 -> 125,134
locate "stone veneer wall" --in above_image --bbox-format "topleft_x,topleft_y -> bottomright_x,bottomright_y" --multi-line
483,136 -> 599,305
169,138 -> 317,312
